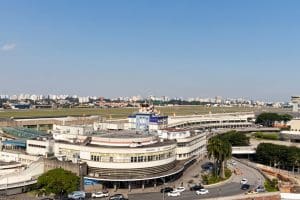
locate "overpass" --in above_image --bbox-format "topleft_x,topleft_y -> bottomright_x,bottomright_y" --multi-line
232,146 -> 256,154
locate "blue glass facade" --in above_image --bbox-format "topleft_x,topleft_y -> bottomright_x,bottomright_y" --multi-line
131,113 -> 168,131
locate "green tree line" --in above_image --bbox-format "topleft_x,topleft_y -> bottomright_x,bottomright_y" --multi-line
255,143 -> 300,173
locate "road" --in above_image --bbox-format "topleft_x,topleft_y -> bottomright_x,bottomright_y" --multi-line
6,159 -> 265,200
128,159 -> 265,200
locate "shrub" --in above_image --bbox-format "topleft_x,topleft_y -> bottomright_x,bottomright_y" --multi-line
254,132 -> 279,140
264,179 -> 279,192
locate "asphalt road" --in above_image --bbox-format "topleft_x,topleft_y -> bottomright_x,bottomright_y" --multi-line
128,159 -> 265,200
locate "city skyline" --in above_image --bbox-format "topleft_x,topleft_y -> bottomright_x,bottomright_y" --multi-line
1,1 -> 300,101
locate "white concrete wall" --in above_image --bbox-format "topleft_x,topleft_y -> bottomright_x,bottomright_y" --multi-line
0,151 -> 40,165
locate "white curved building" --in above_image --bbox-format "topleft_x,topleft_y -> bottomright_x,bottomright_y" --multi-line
53,131 -> 188,189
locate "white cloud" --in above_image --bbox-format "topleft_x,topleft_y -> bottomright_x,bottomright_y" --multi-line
1,43 -> 16,51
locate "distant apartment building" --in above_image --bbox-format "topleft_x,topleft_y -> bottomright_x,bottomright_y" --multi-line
281,119 -> 300,142
292,96 -> 300,112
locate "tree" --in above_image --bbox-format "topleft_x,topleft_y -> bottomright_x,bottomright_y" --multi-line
255,113 -> 292,127
218,131 -> 249,146
37,168 -> 80,196
207,137 -> 232,179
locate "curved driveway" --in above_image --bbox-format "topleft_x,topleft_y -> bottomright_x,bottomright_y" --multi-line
128,159 -> 265,200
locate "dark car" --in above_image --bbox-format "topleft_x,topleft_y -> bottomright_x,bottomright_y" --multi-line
160,187 -> 173,193
190,185 -> 204,191
201,162 -> 214,170
241,184 -> 250,190
109,194 -> 124,200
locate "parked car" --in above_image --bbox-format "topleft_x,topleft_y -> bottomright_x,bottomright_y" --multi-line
190,185 -> 204,191
255,185 -> 265,193
67,191 -> 85,200
196,189 -> 209,195
201,162 -> 214,170
167,191 -> 181,197
241,184 -> 250,190
174,186 -> 185,193
109,194 -> 124,200
160,187 -> 173,193
231,160 -> 237,166
240,178 -> 248,185
92,191 -> 109,198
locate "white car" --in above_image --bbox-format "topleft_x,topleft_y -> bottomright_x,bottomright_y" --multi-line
68,191 -> 86,199
91,191 -> 109,198
240,178 -> 248,185
174,186 -> 185,193
196,189 -> 209,195
167,191 -> 181,197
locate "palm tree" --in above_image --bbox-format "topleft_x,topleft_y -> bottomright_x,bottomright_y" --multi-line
207,137 -> 221,175
219,140 -> 232,178
207,136 -> 232,179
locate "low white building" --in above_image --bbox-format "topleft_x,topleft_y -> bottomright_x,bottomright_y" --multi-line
52,124 -> 94,136
94,121 -> 129,131
26,138 -> 55,156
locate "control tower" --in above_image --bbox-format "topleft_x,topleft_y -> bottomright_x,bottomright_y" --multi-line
291,96 -> 300,112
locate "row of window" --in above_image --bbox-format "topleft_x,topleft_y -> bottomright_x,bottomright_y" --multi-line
130,152 -> 172,163
28,144 -> 46,149
90,152 -> 174,163
178,144 -> 206,158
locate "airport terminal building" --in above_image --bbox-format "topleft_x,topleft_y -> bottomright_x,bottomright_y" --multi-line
52,130 -> 203,189
0,111 -> 255,191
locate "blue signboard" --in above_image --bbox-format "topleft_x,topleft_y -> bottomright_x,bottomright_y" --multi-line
84,178 -> 101,185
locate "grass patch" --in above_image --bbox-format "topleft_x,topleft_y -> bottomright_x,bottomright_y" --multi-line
253,132 -> 279,140
202,168 -> 232,185
0,106 -> 289,119
264,179 -> 279,192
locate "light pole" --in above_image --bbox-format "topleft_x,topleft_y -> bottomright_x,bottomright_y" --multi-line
79,165 -> 83,191
161,177 -> 166,200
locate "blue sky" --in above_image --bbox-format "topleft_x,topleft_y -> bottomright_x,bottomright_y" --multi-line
0,0 -> 299,101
